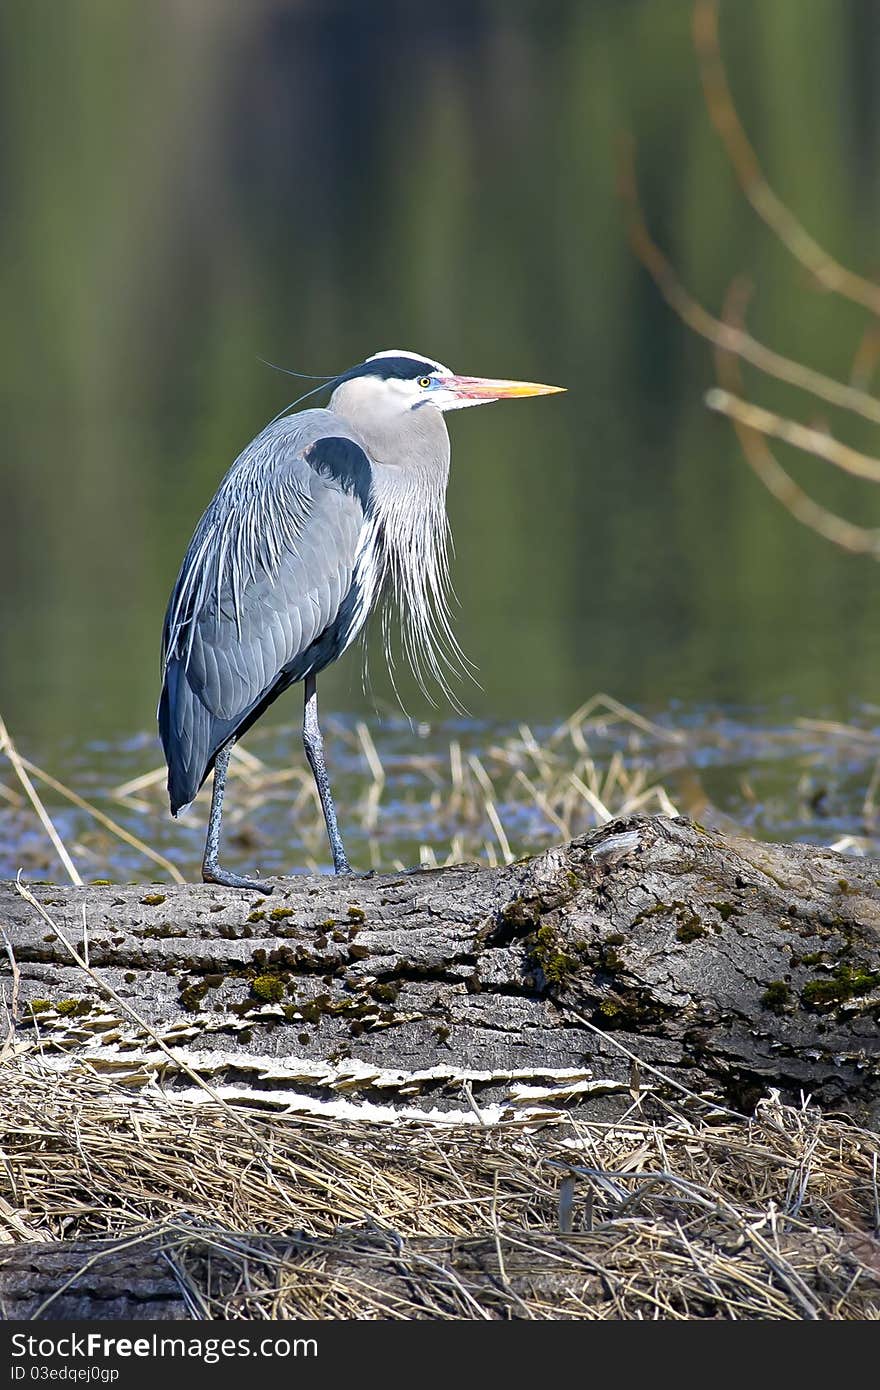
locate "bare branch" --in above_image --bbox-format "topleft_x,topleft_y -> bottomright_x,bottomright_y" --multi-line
694,0 -> 880,317
616,136 -> 880,427
711,280 -> 880,557
705,388 -> 880,484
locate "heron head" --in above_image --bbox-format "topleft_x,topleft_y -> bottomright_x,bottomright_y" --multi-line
329,349 -> 565,421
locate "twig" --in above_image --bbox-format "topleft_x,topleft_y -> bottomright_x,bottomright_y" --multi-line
15,752 -> 185,885
356,721 -> 386,786
705,388 -> 880,485
1,930 -> 21,1053
693,0 -> 880,318
551,692 -> 685,746
712,280 -> 880,556
617,136 -> 880,427
1,932 -> 20,1024
461,1080 -> 490,1129
567,772 -> 612,824
484,800 -> 514,865
111,766 -> 169,799
560,1002 -> 746,1122
0,717 -> 82,886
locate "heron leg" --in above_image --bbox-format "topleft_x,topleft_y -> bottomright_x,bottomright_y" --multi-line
303,674 -> 351,874
202,741 -> 273,894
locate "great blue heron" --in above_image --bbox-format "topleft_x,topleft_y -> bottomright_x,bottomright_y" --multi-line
159,349 -> 563,892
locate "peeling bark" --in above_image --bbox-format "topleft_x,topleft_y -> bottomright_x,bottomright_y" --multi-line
2,816 -> 878,1125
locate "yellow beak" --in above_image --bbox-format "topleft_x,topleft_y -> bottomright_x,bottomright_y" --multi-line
439,375 -> 566,402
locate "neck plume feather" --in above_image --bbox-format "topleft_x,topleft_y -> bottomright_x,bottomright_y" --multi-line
366,419 -> 474,712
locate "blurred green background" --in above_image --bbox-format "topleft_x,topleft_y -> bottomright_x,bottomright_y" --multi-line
3,0 -> 880,749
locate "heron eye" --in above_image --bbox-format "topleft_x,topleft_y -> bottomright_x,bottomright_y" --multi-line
418,376 -> 432,389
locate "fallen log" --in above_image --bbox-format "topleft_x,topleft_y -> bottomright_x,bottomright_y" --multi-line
3,1220 -> 874,1321
0,1227 -> 679,1321
2,1228 -> 599,1321
2,815 -> 879,1124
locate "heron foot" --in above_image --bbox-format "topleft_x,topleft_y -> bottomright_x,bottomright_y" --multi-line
333,856 -> 353,875
202,865 -> 274,894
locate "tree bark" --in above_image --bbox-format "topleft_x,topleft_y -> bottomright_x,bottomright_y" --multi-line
3,815 -> 879,1125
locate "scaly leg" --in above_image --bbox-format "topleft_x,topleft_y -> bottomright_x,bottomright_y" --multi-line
303,674 -> 351,873
202,741 -> 273,893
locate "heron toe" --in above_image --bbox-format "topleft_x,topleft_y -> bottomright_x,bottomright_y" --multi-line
202,866 -> 274,894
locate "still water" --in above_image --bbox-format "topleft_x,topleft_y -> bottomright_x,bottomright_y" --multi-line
2,1 -> 880,876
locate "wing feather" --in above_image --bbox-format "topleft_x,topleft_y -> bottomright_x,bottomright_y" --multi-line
159,418 -> 374,813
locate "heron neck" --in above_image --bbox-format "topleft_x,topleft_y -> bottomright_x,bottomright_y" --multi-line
343,402 -> 450,484
344,405 -> 460,699
363,408 -> 450,567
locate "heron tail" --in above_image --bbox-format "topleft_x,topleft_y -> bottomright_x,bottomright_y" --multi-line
159,659 -> 225,816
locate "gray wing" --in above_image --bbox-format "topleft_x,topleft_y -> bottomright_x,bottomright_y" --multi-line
159,416 -> 372,813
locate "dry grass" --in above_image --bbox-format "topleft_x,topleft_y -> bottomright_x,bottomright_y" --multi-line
0,1056 -> 878,1319
109,692 -> 684,875
6,693 -> 880,885
1,695 -> 690,882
